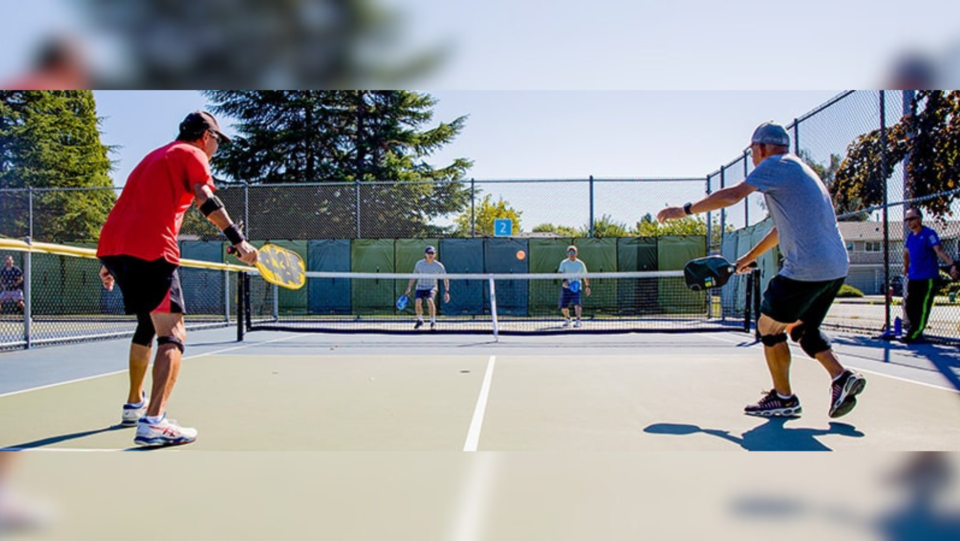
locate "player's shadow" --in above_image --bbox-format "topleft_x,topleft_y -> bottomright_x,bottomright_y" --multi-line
644,417 -> 864,451
1,424 -> 129,451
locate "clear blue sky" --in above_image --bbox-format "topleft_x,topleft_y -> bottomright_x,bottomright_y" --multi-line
93,90 -> 844,230
95,90 -> 840,184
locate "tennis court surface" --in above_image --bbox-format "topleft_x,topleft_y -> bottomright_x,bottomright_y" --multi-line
3,328 -> 958,452
2,329 -> 960,540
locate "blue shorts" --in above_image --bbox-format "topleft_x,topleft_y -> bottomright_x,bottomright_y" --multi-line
558,288 -> 581,309
415,288 -> 437,301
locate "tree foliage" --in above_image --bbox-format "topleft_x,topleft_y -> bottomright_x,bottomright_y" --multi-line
797,150 -> 866,221
202,91 -> 472,238
532,223 -> 580,237
0,91 -> 114,242
833,91 -> 960,218
582,214 -> 629,238
454,194 -> 522,237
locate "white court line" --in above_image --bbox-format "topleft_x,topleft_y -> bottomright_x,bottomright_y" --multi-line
706,332 -> 959,394
463,355 -> 496,452
0,334 -> 303,399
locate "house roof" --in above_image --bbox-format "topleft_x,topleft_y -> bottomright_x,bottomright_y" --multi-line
838,220 -> 960,242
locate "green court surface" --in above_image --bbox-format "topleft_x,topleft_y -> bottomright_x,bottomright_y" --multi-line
2,330 -> 959,541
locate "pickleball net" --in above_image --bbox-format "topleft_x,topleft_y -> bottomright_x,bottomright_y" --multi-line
239,269 -> 759,337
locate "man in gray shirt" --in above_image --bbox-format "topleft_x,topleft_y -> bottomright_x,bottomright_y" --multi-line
405,245 -> 450,331
658,121 -> 865,419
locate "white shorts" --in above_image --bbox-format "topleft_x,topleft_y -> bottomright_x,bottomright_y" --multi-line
0,289 -> 24,302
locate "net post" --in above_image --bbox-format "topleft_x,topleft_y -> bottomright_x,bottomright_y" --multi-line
272,283 -> 279,321
488,275 -> 499,342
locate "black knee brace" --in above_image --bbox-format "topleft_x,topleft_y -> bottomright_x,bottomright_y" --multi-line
790,323 -> 831,358
157,336 -> 185,354
760,333 -> 788,347
132,313 -> 156,347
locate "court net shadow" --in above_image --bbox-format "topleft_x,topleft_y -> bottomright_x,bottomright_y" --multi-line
644,418 -> 864,451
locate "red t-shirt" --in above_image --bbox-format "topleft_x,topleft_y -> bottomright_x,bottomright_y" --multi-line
97,142 -> 214,264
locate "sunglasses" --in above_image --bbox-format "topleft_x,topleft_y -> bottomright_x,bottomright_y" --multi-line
567,250 -> 577,254
208,130 -> 222,143
905,216 -> 919,222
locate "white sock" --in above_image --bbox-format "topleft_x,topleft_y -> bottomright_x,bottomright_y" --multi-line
430,317 -> 436,323
777,392 -> 793,400
144,414 -> 164,424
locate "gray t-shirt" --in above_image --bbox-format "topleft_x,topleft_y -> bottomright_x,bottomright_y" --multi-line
413,259 -> 447,290
745,153 -> 849,281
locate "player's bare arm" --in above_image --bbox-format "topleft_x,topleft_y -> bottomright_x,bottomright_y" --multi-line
193,184 -> 258,265
657,182 -> 758,223
735,228 -> 779,273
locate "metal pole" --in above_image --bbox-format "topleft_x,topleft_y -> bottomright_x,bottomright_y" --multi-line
28,187 -> 34,241
23,242 -> 32,349
881,91 -> 891,335
470,178 -> 476,237
719,165 -> 726,253
241,183 -> 250,240
237,272 -> 245,341
223,269 -> 230,322
743,151 -> 750,226
589,175 -> 595,238
793,120 -> 800,155
705,176 -> 712,254
355,180 -> 361,238
902,90 -> 916,202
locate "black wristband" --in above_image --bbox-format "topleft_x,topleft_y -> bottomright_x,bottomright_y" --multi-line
223,224 -> 245,245
683,202 -> 693,215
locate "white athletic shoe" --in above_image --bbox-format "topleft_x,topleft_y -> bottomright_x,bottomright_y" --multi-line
573,320 -> 582,328
562,319 -> 572,327
134,415 -> 198,447
121,393 -> 149,427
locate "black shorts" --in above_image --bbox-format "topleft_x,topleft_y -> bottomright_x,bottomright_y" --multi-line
760,275 -> 845,328
99,255 -> 185,315
415,288 -> 437,301
558,288 -> 581,308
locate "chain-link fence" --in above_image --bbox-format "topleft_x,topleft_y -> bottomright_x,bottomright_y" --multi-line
5,90 -> 960,344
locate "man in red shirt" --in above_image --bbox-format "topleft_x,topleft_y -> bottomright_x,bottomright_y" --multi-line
97,111 -> 257,447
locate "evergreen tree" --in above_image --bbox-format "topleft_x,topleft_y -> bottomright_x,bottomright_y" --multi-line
203,91 -> 472,239
0,91 -> 114,242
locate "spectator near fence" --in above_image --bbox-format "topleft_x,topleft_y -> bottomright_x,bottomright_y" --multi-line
0,256 -> 25,314
902,207 -> 958,343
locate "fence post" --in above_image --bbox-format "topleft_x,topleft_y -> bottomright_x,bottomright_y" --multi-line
793,119 -> 800,155
705,176 -> 712,253
743,150 -> 750,226
355,180 -> 361,238
589,175 -> 595,238
902,90 -> 915,202
223,269 -> 230,322
880,90 -> 891,336
23,237 -> 32,349
28,187 -> 34,241
470,178 -> 476,237
243,183 -> 250,239
719,165 -> 726,253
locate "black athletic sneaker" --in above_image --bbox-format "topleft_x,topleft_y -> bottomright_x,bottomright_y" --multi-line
829,370 -> 866,418
414,320 -> 423,330
744,390 -> 802,417
430,322 -> 436,332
